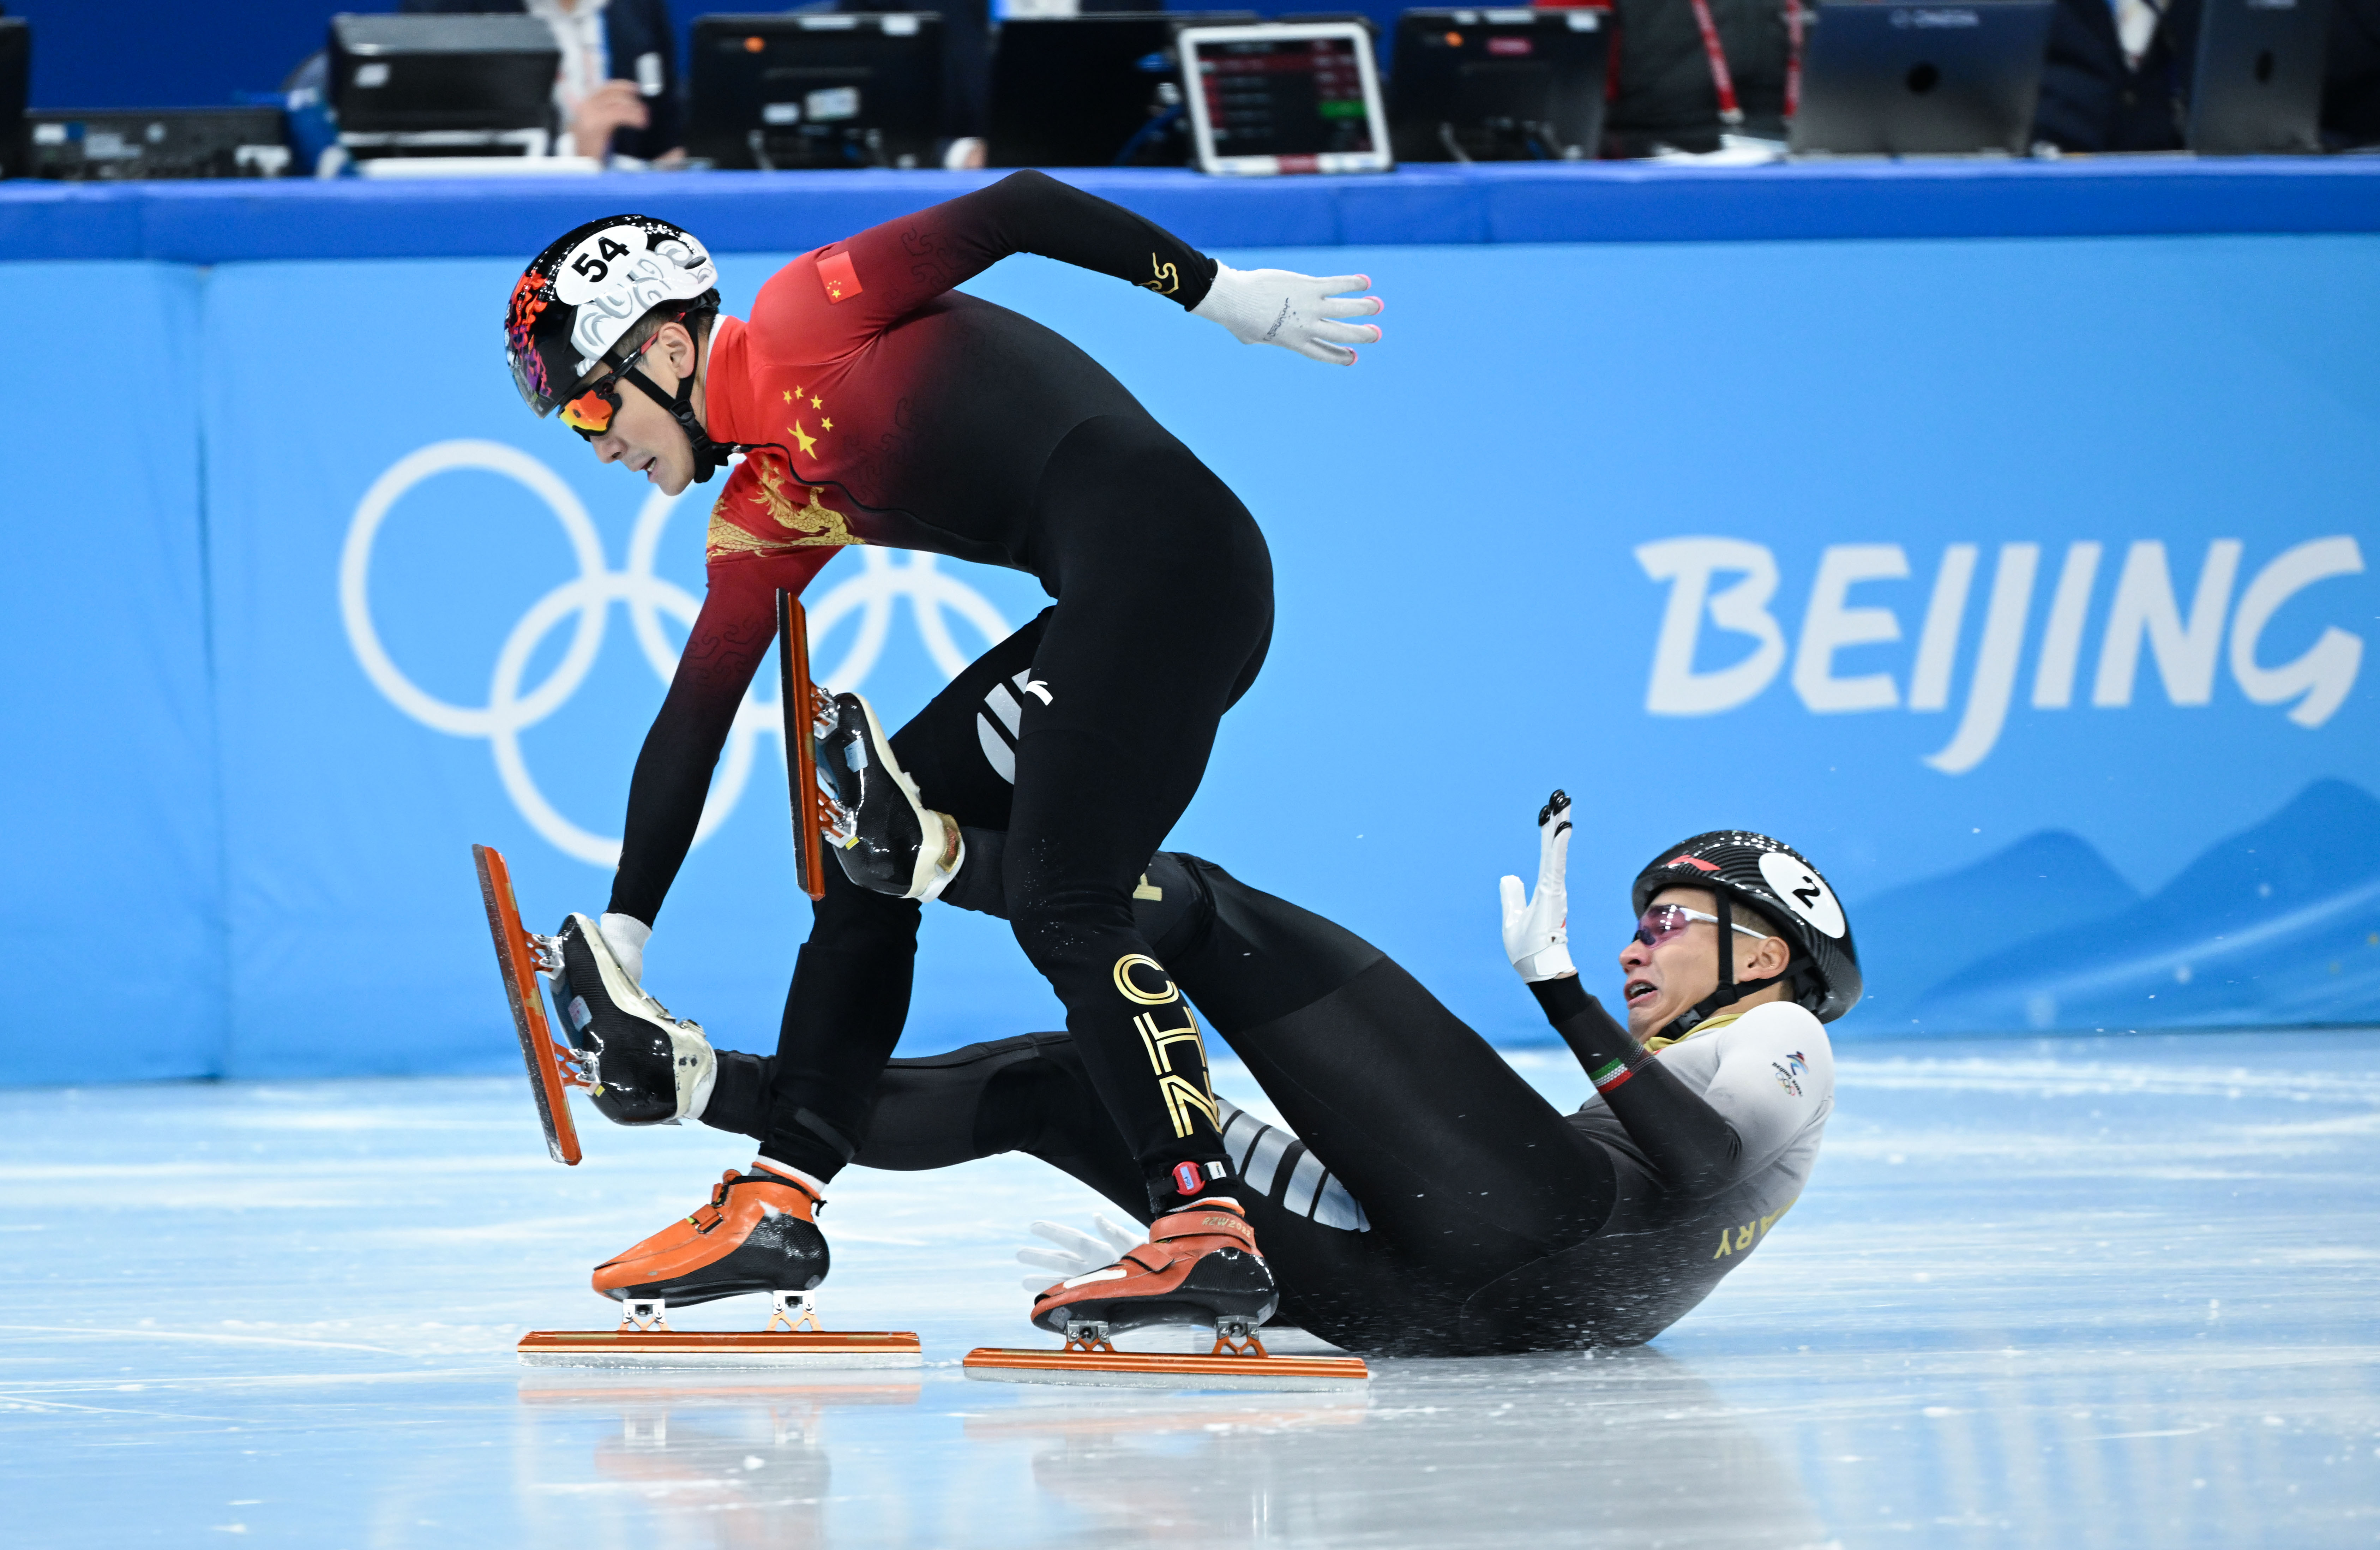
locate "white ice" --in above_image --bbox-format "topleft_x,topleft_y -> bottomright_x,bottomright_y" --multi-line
5,1031 -> 2377,1548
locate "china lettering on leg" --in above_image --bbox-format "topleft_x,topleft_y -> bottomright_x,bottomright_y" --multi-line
1116,953 -> 1220,1140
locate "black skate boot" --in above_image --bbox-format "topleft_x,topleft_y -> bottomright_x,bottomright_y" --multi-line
817,690 -> 960,901
551,913 -> 716,1126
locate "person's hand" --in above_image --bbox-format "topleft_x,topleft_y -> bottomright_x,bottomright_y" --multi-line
1014,1214 -> 1142,1294
1192,265 -> 1384,365
1499,790 -> 1576,982
597,912 -> 651,987
570,79 -> 650,160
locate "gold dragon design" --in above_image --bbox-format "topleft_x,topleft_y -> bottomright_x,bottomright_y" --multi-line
706,455 -> 859,560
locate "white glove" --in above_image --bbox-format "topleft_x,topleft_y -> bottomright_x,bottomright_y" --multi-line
1015,1214 -> 1143,1295
1498,790 -> 1577,983
1192,264 -> 1384,365
597,912 -> 651,988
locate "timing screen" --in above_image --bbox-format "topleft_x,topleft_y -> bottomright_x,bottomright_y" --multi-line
1194,36 -> 1375,157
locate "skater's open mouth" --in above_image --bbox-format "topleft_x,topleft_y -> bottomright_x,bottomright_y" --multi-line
1625,979 -> 1658,1005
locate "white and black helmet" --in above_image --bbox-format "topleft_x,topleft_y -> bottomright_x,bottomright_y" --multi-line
506,214 -> 721,416
1632,830 -> 1862,1033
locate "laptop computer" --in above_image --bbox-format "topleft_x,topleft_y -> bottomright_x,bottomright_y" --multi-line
27,107 -> 292,180
986,13 -> 1257,167
1176,20 -> 1394,174
689,13 -> 945,169
2187,0 -> 2334,153
1789,2 -> 2055,157
1389,7 -> 1609,162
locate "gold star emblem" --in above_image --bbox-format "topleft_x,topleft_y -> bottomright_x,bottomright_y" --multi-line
821,417 -> 834,432
809,395 -> 822,409
790,421 -> 817,457
782,389 -> 792,403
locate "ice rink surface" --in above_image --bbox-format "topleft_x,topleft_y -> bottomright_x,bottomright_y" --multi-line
5,1030 -> 2376,1549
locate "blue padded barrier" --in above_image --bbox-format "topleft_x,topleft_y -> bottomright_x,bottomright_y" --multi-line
0,265 -> 222,1084
3,159 -> 2380,264
1,169 -> 2377,1086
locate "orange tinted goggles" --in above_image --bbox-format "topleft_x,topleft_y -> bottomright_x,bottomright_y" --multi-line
559,384 -> 619,437
556,336 -> 658,440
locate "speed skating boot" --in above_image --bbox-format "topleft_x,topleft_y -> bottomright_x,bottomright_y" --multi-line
593,1168 -> 830,1306
551,913 -> 715,1126
1029,1198 -> 1277,1337
817,691 -> 960,901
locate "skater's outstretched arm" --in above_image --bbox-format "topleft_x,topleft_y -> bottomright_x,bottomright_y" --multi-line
751,170 -> 1384,367
608,559 -> 830,926
1501,793 -> 1747,1200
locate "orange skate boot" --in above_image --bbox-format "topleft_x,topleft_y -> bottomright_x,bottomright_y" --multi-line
593,1167 -> 830,1315
1028,1198 -> 1277,1340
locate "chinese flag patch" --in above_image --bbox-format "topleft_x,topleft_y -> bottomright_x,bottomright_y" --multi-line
817,250 -> 863,304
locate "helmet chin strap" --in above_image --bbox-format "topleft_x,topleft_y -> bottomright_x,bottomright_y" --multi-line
621,356 -> 749,485
1658,893 -> 1790,1042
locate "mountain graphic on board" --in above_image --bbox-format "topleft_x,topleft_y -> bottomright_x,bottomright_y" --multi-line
1846,779 -> 2380,1034
1849,831 -> 2139,1028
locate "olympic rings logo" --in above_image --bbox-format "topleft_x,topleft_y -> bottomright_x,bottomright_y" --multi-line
338,439 -> 1010,866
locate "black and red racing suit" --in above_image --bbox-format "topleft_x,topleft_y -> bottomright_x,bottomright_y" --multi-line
607,172 -> 1273,1211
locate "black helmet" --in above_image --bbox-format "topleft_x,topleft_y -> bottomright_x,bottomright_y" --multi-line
505,214 -> 722,419
1631,830 -> 1862,1035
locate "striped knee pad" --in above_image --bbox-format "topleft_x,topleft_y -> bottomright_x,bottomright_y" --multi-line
1216,1097 -> 1369,1233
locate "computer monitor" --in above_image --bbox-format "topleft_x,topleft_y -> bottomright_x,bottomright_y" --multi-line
0,19 -> 26,181
986,13 -> 1258,168
330,13 -> 560,158
2187,0 -> 2334,153
1388,7 -> 1609,161
1177,21 -> 1394,174
688,13 -> 944,170
1787,1 -> 2054,156
26,108 -> 292,180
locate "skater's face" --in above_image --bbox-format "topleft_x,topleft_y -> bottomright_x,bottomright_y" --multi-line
582,320 -> 705,496
1617,887 -> 1793,1039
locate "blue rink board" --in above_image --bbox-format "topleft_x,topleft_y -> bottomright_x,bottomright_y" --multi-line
2,1034 -> 2375,1550
5,159 -> 2380,262
2,214 -> 2377,1083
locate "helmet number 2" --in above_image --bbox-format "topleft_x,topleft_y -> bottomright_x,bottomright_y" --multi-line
1755,851 -> 1847,940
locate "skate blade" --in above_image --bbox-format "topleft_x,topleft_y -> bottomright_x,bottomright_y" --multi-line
518,1329 -> 922,1370
473,842 -> 584,1167
961,1346 -> 1368,1391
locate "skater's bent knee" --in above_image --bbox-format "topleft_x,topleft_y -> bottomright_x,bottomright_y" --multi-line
1007,887 -> 1136,974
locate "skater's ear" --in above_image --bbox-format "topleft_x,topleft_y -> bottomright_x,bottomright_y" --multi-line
640,317 -> 703,384
1732,922 -> 1793,984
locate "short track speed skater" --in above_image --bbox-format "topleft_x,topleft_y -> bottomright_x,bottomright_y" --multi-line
473,833 -> 916,1370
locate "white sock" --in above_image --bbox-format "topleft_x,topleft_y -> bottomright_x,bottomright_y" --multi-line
751,1157 -> 828,1196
